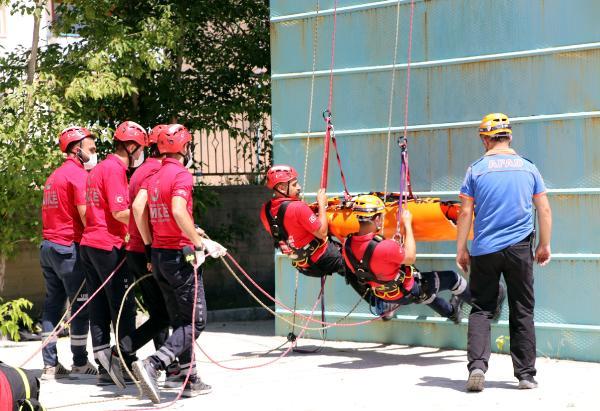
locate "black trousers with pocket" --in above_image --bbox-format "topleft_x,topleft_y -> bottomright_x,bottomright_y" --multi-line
467,233 -> 536,379
80,245 -> 137,365
149,248 -> 205,375
126,251 -> 170,351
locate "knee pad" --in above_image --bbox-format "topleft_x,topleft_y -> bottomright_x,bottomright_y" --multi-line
451,275 -> 468,295
416,272 -> 439,305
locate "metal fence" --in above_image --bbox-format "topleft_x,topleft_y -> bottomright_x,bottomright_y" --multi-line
193,116 -> 271,185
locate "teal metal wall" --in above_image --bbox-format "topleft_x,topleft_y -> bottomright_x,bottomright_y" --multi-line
270,0 -> 600,362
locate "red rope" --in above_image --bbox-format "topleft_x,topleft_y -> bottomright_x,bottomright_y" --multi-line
330,132 -> 351,200
109,264 -> 201,411
225,253 -> 389,328
194,284 -> 325,371
402,0 -> 415,145
396,0 -> 416,239
19,258 -> 126,368
320,115 -> 332,189
320,0 -> 339,190
327,0 -> 338,113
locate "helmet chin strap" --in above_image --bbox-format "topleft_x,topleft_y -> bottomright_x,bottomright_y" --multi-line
125,145 -> 137,165
274,181 -> 294,198
75,142 -> 87,164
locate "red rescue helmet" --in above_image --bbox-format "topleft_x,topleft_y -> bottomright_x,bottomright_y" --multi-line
114,121 -> 147,146
148,124 -> 168,145
59,126 -> 93,153
157,124 -> 192,154
266,165 -> 298,189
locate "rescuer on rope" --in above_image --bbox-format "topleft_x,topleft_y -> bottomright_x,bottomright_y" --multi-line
260,165 -> 372,302
343,195 -> 491,322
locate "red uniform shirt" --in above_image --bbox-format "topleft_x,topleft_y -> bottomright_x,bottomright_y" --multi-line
144,158 -> 194,249
342,232 -> 413,300
80,154 -> 130,251
126,158 -> 162,253
260,197 -> 326,262
42,157 -> 87,245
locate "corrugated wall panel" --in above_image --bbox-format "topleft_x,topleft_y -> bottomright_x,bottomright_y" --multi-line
270,0 -> 600,361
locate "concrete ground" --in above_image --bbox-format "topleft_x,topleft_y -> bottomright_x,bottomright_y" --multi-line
2,320 -> 598,410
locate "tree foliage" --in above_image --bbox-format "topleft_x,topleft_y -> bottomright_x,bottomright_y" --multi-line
0,76 -> 70,257
0,0 -> 271,260
0,297 -> 34,341
40,0 -> 270,132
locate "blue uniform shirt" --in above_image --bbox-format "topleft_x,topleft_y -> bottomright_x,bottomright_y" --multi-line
460,151 -> 546,256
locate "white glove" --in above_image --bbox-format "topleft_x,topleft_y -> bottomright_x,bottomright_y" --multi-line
202,239 -> 227,258
194,249 -> 206,267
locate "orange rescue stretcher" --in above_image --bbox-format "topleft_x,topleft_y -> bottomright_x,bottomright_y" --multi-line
310,192 -> 471,242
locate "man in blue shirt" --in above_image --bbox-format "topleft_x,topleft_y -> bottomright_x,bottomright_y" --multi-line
456,113 -> 552,392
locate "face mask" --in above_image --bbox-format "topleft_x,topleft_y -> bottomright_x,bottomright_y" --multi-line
77,147 -> 97,170
130,148 -> 145,169
83,153 -> 98,170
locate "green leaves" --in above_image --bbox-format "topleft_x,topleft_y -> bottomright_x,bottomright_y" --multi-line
0,76 -> 67,256
0,0 -> 271,259
0,297 -> 34,341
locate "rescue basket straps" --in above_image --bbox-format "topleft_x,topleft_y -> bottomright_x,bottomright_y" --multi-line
19,257 -> 126,368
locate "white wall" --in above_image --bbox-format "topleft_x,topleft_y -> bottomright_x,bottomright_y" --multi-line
0,1 -> 78,56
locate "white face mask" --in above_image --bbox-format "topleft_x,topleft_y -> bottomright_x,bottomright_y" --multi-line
130,149 -> 145,169
83,153 -> 98,170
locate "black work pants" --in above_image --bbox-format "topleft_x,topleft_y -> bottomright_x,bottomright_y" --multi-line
150,248 -> 205,375
467,234 -> 536,379
126,251 -> 170,351
300,240 -> 372,304
40,240 -> 89,367
80,245 -> 137,365
298,241 -> 346,277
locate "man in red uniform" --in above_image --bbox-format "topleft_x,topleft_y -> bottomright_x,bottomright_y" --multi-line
343,195 -> 478,322
260,165 -> 372,301
260,165 -> 343,277
40,126 -> 98,379
132,124 -> 225,403
125,124 -> 170,355
80,121 -> 147,388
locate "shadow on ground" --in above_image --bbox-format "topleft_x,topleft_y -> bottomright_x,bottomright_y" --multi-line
226,343 -> 466,370
418,375 -> 516,392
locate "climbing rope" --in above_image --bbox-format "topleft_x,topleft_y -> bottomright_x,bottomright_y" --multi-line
395,0 -> 416,241
193,272 -> 326,371
382,0 -> 403,206
19,258 -> 126,368
110,263 -> 202,411
319,0 -> 339,190
115,274 -> 152,395
294,0 -> 322,346
224,253 -> 396,329
300,0 -> 321,198
37,279 -> 86,353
